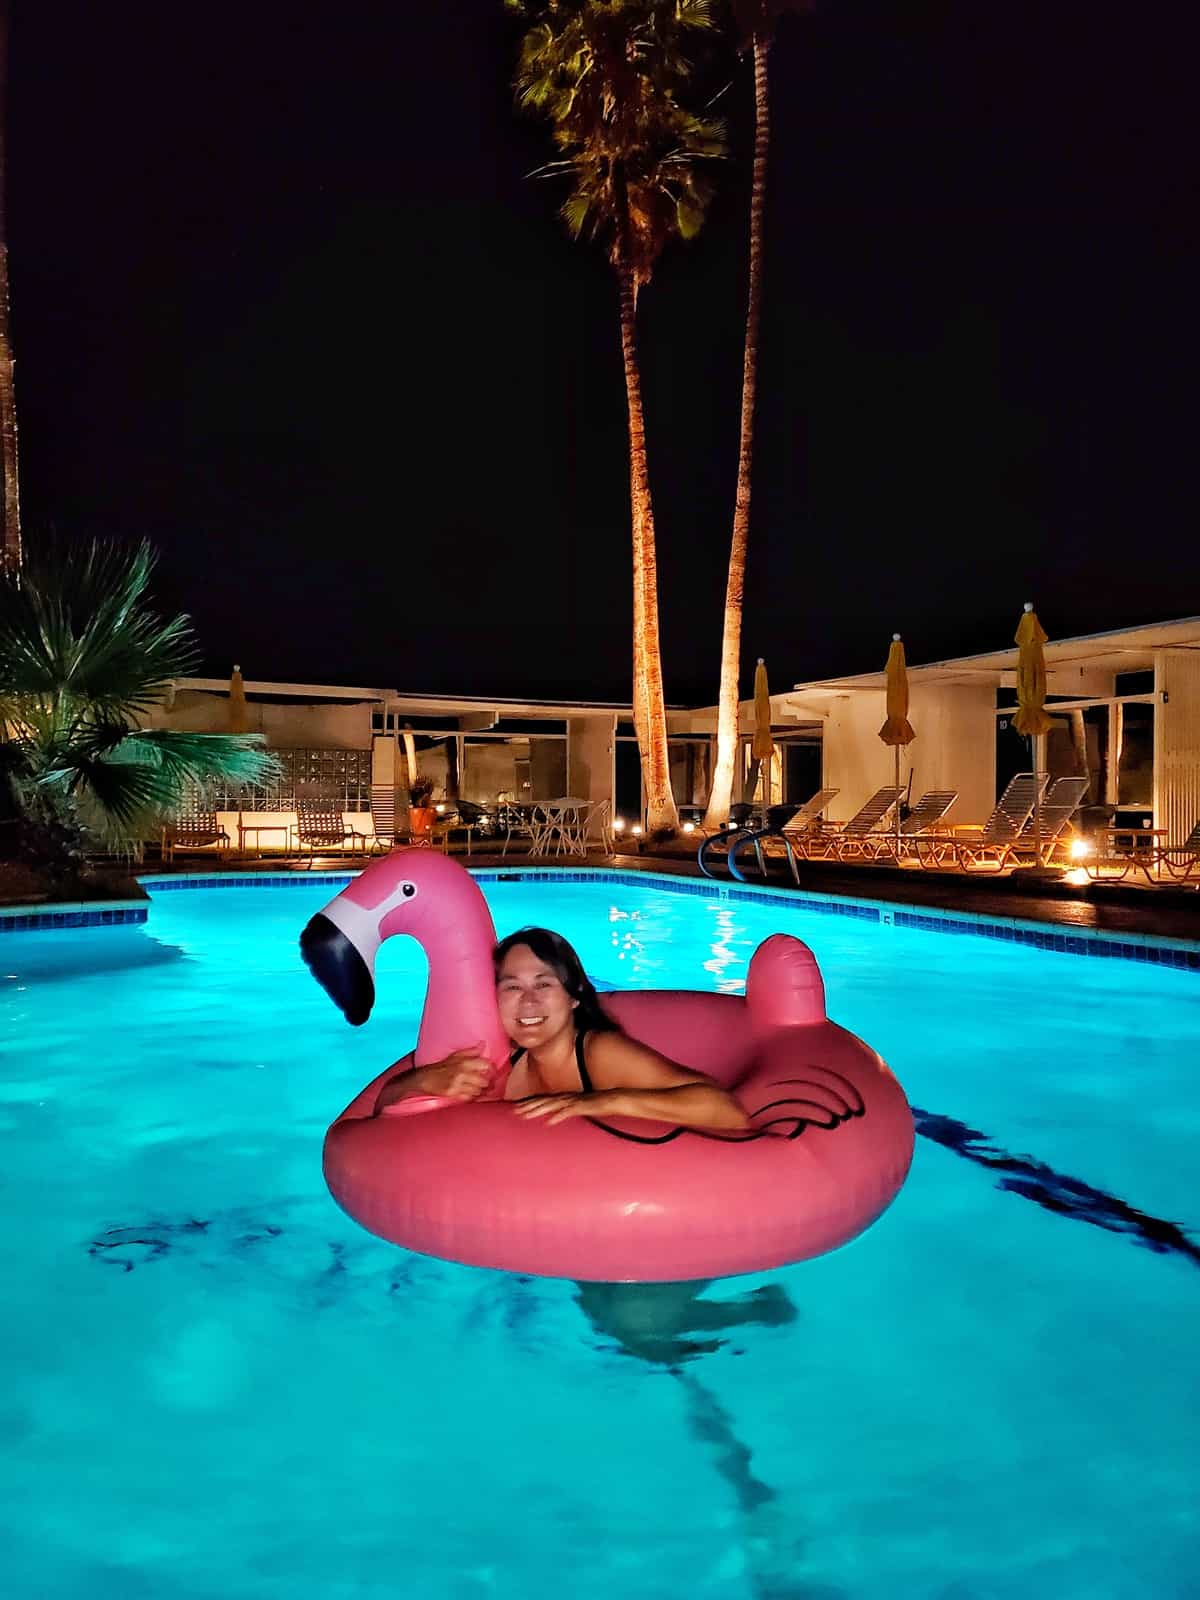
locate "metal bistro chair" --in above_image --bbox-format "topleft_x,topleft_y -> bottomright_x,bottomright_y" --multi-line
369,786 -> 400,853
295,798 -> 370,868
162,801 -> 232,864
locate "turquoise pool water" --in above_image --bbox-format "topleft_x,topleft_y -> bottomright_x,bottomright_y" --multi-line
2,874 -> 1198,1599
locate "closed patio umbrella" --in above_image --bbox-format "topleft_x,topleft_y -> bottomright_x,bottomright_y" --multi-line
751,658 -> 775,806
1013,602 -> 1055,864
228,665 -> 249,734
878,634 -> 916,854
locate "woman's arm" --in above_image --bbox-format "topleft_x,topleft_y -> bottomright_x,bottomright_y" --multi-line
512,1032 -> 750,1131
373,1045 -> 493,1113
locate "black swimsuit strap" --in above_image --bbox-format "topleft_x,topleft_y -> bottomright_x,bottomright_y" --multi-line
509,1032 -> 593,1093
575,1030 -> 593,1094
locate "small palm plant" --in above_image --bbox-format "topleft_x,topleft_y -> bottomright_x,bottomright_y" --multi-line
0,539 -> 279,882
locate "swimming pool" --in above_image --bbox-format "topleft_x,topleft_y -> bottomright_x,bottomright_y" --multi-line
2,872 -> 1198,1599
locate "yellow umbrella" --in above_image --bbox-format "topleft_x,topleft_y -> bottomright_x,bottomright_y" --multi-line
228,664 -> 249,734
1012,603 -> 1055,738
878,634 -> 915,746
1013,602 -> 1054,863
751,658 -> 774,806
878,634 -> 916,851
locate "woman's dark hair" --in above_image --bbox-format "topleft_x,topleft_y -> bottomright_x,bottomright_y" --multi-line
493,927 -> 618,1035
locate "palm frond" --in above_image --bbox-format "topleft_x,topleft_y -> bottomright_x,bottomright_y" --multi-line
117,730 -> 282,794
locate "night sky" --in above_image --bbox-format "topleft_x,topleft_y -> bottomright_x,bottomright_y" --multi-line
9,1 -> 1197,703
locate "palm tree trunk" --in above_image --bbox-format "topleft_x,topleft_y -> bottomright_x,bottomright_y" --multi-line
0,4 -> 21,574
617,256 -> 679,835
703,37 -> 771,831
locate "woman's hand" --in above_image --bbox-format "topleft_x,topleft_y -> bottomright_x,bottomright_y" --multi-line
512,1090 -> 626,1126
374,1045 -> 493,1112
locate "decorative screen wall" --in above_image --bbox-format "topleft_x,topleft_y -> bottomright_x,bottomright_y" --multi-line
209,748 -> 372,812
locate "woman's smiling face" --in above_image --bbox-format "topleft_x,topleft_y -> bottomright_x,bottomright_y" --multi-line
495,943 -> 578,1047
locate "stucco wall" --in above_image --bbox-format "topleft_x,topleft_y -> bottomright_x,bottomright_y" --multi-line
147,691 -> 373,750
822,683 -> 996,826
568,716 -> 615,805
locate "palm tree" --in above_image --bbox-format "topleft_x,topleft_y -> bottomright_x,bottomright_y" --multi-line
0,539 -> 279,879
702,0 -> 811,831
0,1 -> 21,573
509,0 -> 724,833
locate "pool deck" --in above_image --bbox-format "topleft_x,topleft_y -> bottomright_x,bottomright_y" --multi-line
4,846 -> 1197,945
617,846 -> 1200,944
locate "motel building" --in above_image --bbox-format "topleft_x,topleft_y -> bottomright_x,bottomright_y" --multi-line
147,616 -> 1200,849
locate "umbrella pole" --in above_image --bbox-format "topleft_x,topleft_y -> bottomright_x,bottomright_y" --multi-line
894,745 -> 901,857
1032,736 -> 1042,867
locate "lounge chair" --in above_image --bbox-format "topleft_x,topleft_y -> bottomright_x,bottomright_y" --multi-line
914,772 -> 1048,871
859,790 -> 959,862
1006,775 -> 1090,866
161,803 -> 232,864
779,788 -> 840,843
792,787 -> 904,861
295,799 -> 369,867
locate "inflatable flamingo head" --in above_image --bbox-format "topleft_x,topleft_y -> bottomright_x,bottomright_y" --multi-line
300,850 -> 511,1068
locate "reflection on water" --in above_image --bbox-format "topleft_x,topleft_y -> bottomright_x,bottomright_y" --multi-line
703,905 -> 746,993
574,1279 -> 837,1598
0,926 -> 188,985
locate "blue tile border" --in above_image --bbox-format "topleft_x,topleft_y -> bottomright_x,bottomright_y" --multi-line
0,905 -> 147,932
145,873 -> 356,892
6,864 -> 1192,972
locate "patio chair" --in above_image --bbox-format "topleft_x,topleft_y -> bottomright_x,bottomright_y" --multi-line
295,798 -> 369,867
858,790 -> 959,862
161,803 -> 232,864
584,799 -> 614,855
499,802 -> 537,858
369,786 -> 399,853
913,772 -> 1048,871
792,787 -> 904,861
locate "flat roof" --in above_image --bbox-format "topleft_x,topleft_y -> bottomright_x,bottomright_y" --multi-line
786,615 -> 1200,695
174,679 -> 669,718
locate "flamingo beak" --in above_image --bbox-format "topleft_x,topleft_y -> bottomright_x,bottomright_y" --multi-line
300,912 -> 375,1026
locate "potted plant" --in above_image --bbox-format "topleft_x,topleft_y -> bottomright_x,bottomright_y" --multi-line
408,778 -> 436,840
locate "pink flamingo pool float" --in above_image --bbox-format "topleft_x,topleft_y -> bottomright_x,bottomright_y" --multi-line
301,852 -> 914,1281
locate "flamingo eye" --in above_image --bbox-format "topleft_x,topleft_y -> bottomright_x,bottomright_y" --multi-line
400,882 -> 417,899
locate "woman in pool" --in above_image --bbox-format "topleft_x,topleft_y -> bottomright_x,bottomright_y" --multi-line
373,926 -> 750,1131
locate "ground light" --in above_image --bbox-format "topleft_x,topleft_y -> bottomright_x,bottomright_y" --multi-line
1069,837 -> 1092,860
